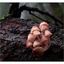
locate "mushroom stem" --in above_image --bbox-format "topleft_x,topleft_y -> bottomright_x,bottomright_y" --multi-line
43,42 -> 49,51
41,34 -> 48,43
47,36 -> 51,47
37,35 -> 41,42
30,46 -> 33,49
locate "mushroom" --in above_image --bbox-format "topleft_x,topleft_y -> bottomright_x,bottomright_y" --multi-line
44,30 -> 52,37
33,30 -> 41,41
32,47 -> 44,56
39,21 -> 49,27
42,40 -> 49,51
26,41 -> 33,49
39,21 -> 49,32
31,26 -> 41,41
39,24 -> 48,32
27,33 -> 36,42
31,26 -> 40,34
40,35 -> 50,51
40,34 -> 48,43
39,22 -> 52,48
40,34 -> 48,49
33,40 -> 41,48
26,21 -> 52,57
44,30 -> 52,47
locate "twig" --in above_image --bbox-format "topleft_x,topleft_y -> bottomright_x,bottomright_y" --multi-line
29,11 -> 49,23
8,4 -> 63,25
20,5 -> 63,25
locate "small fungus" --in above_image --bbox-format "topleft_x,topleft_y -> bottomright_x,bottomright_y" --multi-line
33,40 -> 41,47
31,26 -> 41,41
27,33 -> 36,42
26,21 -> 52,56
26,41 -> 33,49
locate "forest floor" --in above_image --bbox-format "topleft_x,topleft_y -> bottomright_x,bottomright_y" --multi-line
0,17 -> 64,61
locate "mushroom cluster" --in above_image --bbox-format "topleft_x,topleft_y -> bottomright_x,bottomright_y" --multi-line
26,21 -> 52,56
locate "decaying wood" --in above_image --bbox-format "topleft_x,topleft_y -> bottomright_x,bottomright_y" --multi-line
0,18 -> 63,61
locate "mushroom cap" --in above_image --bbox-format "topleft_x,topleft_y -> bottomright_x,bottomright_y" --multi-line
33,40 -> 41,47
39,22 -> 49,27
39,25 -> 48,32
26,41 -> 33,48
31,26 -> 40,34
28,33 -> 36,41
44,30 -> 52,37
32,47 -> 44,56
33,30 -> 41,36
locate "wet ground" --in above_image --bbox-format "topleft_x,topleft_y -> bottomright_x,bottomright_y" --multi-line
0,18 -> 64,61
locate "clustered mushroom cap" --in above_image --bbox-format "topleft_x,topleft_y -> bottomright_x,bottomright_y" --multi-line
44,30 -> 52,37
33,30 -> 41,36
31,26 -> 40,34
39,24 -> 48,32
39,21 -> 49,32
33,40 -> 41,47
28,33 -> 36,41
26,41 -> 33,48
32,47 -> 44,56
39,22 -> 49,27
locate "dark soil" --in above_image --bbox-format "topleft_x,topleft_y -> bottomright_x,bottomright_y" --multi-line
0,17 -> 64,61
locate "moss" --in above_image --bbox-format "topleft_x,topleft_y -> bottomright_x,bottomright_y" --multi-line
0,14 -> 10,20
1,17 -> 5,19
6,14 -> 10,17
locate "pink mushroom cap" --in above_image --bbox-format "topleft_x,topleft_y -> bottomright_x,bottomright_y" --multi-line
27,33 -> 36,41
31,26 -> 40,34
26,41 -> 33,48
44,30 -> 52,37
33,40 -> 41,47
